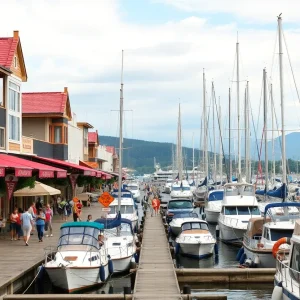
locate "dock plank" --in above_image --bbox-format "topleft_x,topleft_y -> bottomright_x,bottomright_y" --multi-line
133,214 -> 181,300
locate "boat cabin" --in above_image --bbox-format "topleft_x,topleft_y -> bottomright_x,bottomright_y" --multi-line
224,183 -> 255,197
58,222 -> 104,251
221,206 -> 260,216
287,220 -> 300,281
181,221 -> 209,233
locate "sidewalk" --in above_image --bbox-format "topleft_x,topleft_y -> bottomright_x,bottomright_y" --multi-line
0,202 -> 101,293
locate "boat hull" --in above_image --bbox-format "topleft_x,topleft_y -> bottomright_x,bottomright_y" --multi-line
178,242 -> 214,259
205,209 -> 220,224
170,225 -> 181,236
112,255 -> 133,273
218,221 -> 246,245
243,245 -> 276,268
45,264 -> 109,293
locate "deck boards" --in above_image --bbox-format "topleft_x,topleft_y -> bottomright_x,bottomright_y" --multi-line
133,215 -> 181,300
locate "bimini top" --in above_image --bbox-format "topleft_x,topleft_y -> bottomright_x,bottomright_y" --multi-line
60,222 -> 104,230
94,212 -> 122,229
264,202 -> 300,217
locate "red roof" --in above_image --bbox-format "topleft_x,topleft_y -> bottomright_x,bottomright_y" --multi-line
22,92 -> 68,114
88,132 -> 98,144
0,37 -> 18,68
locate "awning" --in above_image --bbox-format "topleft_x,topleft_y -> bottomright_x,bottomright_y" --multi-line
79,160 -> 112,180
31,156 -> 96,176
13,181 -> 61,196
0,154 -> 67,178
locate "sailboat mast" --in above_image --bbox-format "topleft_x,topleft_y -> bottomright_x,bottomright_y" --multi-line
236,39 -> 241,180
192,133 -> 195,180
263,68 -> 268,195
178,104 -> 183,181
271,83 -> 276,182
219,101 -> 222,184
212,83 -> 217,183
203,70 -> 208,180
229,88 -> 232,183
278,15 -> 286,190
245,81 -> 250,182
118,50 -> 124,213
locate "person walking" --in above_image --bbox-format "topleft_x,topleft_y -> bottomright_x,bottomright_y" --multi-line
45,204 -> 53,237
36,208 -> 46,242
10,209 -> 18,241
21,207 -> 33,246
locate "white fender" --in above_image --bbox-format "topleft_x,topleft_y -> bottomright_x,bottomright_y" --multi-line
271,285 -> 283,300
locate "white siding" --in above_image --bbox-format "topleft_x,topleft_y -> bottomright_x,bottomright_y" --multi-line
97,145 -> 113,172
68,113 -> 83,164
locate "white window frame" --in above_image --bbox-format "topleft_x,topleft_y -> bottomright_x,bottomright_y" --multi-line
0,127 -> 5,149
8,78 -> 21,143
0,77 -> 3,107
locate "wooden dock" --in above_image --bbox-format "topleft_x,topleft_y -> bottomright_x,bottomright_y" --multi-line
133,214 -> 181,300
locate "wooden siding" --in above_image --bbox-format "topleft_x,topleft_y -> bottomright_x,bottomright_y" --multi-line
9,50 -> 23,80
9,142 -> 20,152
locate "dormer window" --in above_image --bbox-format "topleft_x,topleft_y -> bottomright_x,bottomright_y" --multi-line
14,56 -> 17,68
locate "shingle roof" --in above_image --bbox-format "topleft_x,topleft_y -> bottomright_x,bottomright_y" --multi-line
22,92 -> 68,114
88,132 -> 98,144
0,37 -> 18,68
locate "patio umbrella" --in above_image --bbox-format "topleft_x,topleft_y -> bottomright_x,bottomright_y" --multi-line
13,181 -> 61,197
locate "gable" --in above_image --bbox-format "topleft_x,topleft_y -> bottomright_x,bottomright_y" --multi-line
63,93 -> 72,120
10,40 -> 27,82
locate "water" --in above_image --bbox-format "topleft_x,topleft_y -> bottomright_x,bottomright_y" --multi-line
31,191 -> 274,298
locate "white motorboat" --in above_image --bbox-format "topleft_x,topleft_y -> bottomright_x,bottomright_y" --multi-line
95,217 -> 137,273
205,190 -> 224,224
242,202 -> 300,268
126,182 -> 141,203
44,222 -> 110,293
169,212 -> 200,236
218,182 -> 261,245
107,195 -> 139,233
170,180 -> 193,200
175,220 -> 216,258
273,219 -> 300,300
164,178 -> 173,194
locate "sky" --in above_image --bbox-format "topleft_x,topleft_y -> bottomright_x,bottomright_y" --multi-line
2,0 -> 300,152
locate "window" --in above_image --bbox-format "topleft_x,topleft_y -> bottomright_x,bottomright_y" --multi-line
168,201 -> 193,209
0,128 -> 4,148
64,126 -> 68,144
9,82 -> 20,112
270,229 -> 293,241
14,56 -> 17,68
0,78 -> 3,106
84,128 -> 88,147
9,115 -> 20,141
54,126 -> 62,143
224,207 -> 237,215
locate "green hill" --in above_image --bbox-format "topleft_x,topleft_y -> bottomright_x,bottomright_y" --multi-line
99,135 -> 203,175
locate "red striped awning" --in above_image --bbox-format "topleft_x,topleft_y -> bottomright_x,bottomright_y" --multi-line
0,154 -> 67,178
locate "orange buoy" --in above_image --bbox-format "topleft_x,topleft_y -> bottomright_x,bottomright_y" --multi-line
272,237 -> 290,259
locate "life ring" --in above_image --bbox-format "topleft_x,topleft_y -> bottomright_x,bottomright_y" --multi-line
272,237 -> 290,259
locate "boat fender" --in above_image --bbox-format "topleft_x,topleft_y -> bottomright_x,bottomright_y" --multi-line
272,237 -> 291,259
175,243 -> 180,255
244,258 -> 254,268
236,247 -> 244,261
254,256 -> 260,267
37,265 -> 45,280
99,265 -> 106,281
215,225 -> 220,239
239,253 -> 247,265
134,252 -> 139,263
202,213 -> 206,220
108,258 -> 114,275
214,243 -> 219,255
271,282 -> 283,300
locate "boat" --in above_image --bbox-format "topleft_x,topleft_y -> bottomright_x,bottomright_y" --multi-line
165,199 -> 194,224
169,212 -> 200,236
164,178 -> 173,194
170,180 -> 193,200
242,202 -> 300,268
126,182 -> 141,203
205,190 -> 224,224
218,182 -> 261,245
175,220 -> 216,258
273,219 -> 300,299
44,222 -> 110,293
95,217 -> 137,273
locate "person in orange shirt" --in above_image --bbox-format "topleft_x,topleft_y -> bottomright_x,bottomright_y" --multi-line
151,197 -> 160,217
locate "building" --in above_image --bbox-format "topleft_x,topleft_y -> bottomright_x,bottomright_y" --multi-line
77,122 -> 93,162
0,31 -> 27,154
22,87 -> 72,160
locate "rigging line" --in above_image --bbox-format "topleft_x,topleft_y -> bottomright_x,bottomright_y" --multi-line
255,76 -> 264,140
282,30 -> 300,104
213,84 -> 229,182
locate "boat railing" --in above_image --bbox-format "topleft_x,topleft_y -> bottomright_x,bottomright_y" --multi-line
44,245 -> 58,264
243,234 -> 262,249
276,258 -> 300,296
220,215 -> 246,229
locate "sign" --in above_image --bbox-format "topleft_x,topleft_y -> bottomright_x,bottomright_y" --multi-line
84,170 -> 96,176
22,137 -> 33,154
15,168 -> 32,177
69,174 -> 79,191
5,175 -> 18,201
0,167 -> 5,177
98,192 -> 114,208
57,171 -> 67,178
39,170 -> 54,178
101,207 -> 111,212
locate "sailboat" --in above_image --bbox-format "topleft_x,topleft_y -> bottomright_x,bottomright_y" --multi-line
170,104 -> 193,200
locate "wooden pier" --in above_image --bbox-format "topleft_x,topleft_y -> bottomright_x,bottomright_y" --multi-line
133,214 -> 181,300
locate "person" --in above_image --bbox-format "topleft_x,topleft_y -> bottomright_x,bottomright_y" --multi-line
63,200 -> 71,222
45,204 -> 53,237
10,209 -> 18,241
151,197 -> 161,217
21,207 -> 33,246
36,208 -> 46,242
16,208 -> 23,240
72,202 -> 78,222
35,197 -> 42,211
98,233 -> 105,246
87,214 -> 93,222
76,201 -> 83,221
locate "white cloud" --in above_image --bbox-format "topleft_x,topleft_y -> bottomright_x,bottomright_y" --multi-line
0,0 -> 300,153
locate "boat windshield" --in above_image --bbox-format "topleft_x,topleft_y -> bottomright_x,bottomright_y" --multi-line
182,222 -> 209,231
182,186 -> 191,191
110,205 -> 134,214
106,223 -> 133,235
224,206 -> 260,216
172,186 -> 181,191
168,201 -> 193,209
58,226 -> 100,250
270,229 -> 293,241
208,191 -> 224,201
225,185 -> 254,196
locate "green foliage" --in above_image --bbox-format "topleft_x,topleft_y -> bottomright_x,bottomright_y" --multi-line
40,177 -> 70,187
0,176 -> 36,194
